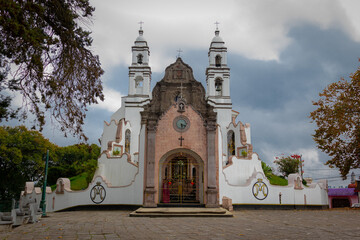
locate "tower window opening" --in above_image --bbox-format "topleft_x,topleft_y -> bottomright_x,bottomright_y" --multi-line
137,54 -> 143,64
135,76 -> 143,88
215,55 -> 221,67
215,79 -> 223,96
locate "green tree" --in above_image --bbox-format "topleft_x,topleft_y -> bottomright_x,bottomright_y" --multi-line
310,62 -> 360,179
0,0 -> 104,141
48,143 -> 100,185
273,156 -> 300,178
0,125 -> 58,201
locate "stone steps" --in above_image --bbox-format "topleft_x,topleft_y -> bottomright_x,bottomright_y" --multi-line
129,207 -> 233,217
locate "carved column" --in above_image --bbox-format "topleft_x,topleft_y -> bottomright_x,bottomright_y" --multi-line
206,122 -> 219,207
143,121 -> 157,207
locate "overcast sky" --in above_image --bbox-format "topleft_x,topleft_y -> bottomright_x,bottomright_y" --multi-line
7,0 -> 360,187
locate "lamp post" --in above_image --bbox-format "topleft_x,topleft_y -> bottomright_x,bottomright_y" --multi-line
41,149 -> 49,217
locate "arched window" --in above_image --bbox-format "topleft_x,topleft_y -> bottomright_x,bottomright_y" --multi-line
215,55 -> 221,67
125,129 -> 131,153
227,130 -> 235,157
137,54 -> 143,64
135,76 -> 143,88
215,78 -> 223,96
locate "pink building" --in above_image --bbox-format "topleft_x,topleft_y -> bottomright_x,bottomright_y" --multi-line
328,188 -> 359,208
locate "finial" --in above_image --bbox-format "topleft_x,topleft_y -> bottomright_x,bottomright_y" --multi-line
214,21 -> 220,31
214,21 -> 220,37
138,21 -> 144,36
176,48 -> 183,58
138,21 -> 144,30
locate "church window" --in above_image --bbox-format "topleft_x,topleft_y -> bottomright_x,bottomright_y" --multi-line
125,129 -> 131,153
227,130 -> 235,157
135,76 -> 143,88
215,55 -> 221,67
215,78 -> 223,96
137,54 -> 143,64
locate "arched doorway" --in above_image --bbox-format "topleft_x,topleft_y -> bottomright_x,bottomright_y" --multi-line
159,149 -> 204,204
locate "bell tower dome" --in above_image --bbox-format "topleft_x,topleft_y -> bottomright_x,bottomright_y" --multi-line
128,23 -> 151,98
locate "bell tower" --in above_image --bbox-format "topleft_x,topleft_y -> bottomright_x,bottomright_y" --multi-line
206,25 -> 231,106
128,23 -> 151,99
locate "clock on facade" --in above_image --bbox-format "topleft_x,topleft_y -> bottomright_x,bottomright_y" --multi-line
173,116 -> 190,132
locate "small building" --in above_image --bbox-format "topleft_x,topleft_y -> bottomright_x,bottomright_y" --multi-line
328,188 -> 359,208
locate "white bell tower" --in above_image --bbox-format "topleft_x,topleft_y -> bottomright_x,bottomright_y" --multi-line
206,24 -> 231,107
128,22 -> 151,99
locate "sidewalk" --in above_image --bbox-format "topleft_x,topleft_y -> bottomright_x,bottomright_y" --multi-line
1,209 -> 359,239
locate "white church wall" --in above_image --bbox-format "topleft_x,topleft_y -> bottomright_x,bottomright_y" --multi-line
100,120 -> 119,152
223,153 -> 263,185
244,123 -> 251,145
219,160 -> 328,206
97,154 -> 138,187
46,175 -> 143,212
45,123 -> 147,212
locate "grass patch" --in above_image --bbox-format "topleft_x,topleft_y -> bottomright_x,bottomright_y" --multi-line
267,174 -> 288,186
49,172 -> 90,191
69,173 -> 89,190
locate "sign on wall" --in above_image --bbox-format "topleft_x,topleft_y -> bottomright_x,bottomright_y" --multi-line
252,179 -> 268,200
90,182 -> 106,204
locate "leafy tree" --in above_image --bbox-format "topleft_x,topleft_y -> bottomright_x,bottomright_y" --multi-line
0,0 -> 104,141
48,143 -> 100,185
273,156 -> 300,178
0,56 -> 18,121
310,62 -> 360,179
0,125 -> 58,200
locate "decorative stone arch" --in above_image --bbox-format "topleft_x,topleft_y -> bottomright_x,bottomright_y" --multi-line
158,148 -> 205,204
141,58 -> 218,208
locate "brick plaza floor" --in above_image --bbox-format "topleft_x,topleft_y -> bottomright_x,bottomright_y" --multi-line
1,209 -> 359,240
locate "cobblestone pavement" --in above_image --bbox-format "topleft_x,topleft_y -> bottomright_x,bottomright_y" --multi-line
1,209 -> 359,240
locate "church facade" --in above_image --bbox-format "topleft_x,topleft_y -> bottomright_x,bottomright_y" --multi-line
39,27 -> 328,211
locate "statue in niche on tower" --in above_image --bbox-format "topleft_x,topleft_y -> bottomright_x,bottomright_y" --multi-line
177,98 -> 186,112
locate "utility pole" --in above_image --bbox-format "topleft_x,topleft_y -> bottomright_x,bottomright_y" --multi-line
41,149 -> 49,217
300,155 -> 304,179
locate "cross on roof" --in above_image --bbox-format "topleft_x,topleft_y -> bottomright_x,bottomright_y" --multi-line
138,21 -> 144,30
176,48 -> 183,58
214,21 -> 220,30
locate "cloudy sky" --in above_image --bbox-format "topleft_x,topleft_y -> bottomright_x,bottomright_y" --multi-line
8,0 -> 360,187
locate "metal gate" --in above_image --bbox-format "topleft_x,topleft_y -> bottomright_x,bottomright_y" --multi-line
160,155 -> 202,204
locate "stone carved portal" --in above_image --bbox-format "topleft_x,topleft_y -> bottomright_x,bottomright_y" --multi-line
159,151 -> 204,204
141,58 -> 218,207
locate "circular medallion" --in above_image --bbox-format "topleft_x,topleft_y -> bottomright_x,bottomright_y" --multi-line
173,116 -> 190,132
252,179 -> 268,200
90,182 -> 106,204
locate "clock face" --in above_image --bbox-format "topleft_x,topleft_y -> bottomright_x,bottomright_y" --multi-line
173,116 -> 190,132
176,119 -> 187,129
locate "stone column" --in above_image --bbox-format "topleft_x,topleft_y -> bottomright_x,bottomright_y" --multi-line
143,122 -> 157,207
206,123 -> 219,208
